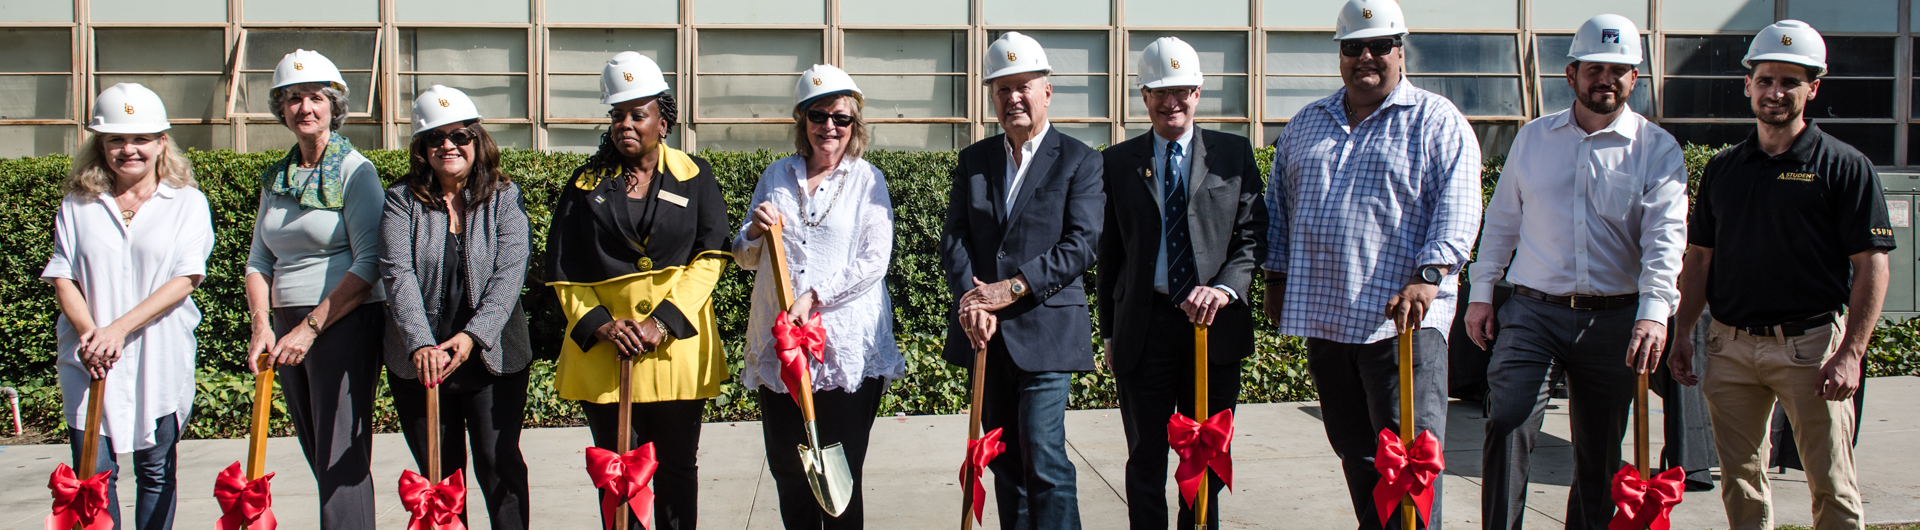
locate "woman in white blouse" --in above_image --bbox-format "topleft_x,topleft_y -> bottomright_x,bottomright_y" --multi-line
732,64 -> 903,529
43,83 -> 214,530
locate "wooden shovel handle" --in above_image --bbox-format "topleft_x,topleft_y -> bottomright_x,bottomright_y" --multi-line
247,353 -> 276,480
77,378 -> 106,478
1399,327 -> 1416,530
766,222 -> 822,422
426,384 -> 441,482
962,345 -> 989,530
1635,371 -> 1650,479
1195,325 -> 1211,529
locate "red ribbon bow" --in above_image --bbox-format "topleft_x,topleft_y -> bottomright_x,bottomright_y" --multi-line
958,427 -> 1006,525
773,311 -> 827,406
1167,409 -> 1235,507
398,469 -> 467,530
46,463 -> 112,530
1609,465 -> 1685,530
214,462 -> 277,530
586,442 -> 659,530
1372,428 -> 1444,528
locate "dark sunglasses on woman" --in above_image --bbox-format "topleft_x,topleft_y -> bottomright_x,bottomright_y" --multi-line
1339,37 -> 1403,58
422,127 -> 478,147
806,109 -> 855,127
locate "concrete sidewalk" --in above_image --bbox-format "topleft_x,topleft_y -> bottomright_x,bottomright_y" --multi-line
6,376 -> 1920,529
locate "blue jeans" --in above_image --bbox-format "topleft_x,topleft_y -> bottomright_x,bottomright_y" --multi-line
68,412 -> 181,530
980,341 -> 1082,530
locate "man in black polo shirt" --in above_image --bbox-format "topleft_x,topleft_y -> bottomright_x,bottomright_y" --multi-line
1668,20 -> 1892,530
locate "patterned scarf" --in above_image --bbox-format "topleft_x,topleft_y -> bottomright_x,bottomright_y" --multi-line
263,133 -> 356,211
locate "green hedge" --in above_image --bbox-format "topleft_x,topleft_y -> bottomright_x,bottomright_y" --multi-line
1,144 -> 1915,440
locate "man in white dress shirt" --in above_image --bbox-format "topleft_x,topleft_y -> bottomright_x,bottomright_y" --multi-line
1464,14 -> 1689,530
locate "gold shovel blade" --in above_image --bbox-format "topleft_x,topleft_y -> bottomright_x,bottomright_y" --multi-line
798,442 -> 855,516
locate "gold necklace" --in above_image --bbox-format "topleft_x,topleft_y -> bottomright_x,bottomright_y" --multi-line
121,209 -> 136,223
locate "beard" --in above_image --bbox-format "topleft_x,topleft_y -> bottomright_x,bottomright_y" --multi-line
1576,85 -> 1623,115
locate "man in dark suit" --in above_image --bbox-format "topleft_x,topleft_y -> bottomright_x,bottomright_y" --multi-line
1096,36 -> 1268,530
942,31 -> 1104,530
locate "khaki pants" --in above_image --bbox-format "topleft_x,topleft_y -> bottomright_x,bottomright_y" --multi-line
1702,317 -> 1864,530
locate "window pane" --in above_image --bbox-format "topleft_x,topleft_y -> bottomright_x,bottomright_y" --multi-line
238,72 -> 377,114
164,124 -> 231,152
246,123 -> 379,152
96,74 -> 221,120
1817,123 -> 1895,165
89,0 -> 223,22
1030,75 -> 1107,118
0,75 -> 70,120
547,123 -> 681,153
1405,34 -> 1518,75
1128,32 -> 1247,75
693,0 -> 823,24
987,122 -> 1111,148
1660,123 -> 1749,149
401,29 -> 528,73
1473,122 -> 1518,158
1537,76 -> 1651,115
1535,35 -> 1649,72
1262,122 -> 1284,144
241,30 -> 378,71
991,31 -> 1107,74
695,123 -> 791,152
1139,122 -> 1248,139
697,75 -> 798,118
1909,124 -> 1920,166
1262,0 -> 1339,28
868,123 -> 967,151
840,0 -> 966,25
1660,0 -> 1773,31
396,0 -> 528,22
1126,75 -> 1246,118
96,29 -> 225,72
549,29 -> 676,73
1530,0 -> 1646,30
850,75 -> 963,118
1805,79 -> 1893,119
546,0 -> 677,24
1663,36 -> 1753,76
1407,76 -> 1522,116
403,75 -> 528,118
483,123 -> 532,149
697,31 -> 821,73
1660,77 -> 1750,118
0,125 -> 75,157
1789,0 -> 1896,33
0,0 -> 73,22
245,0 -> 378,22
1266,32 -> 1337,75
844,31 -> 964,74
984,0 -> 1108,26
1264,76 -> 1342,119
0,29 -> 71,72
1400,0 -> 1517,29
550,74 -> 676,119
1826,37 -> 1895,78
1125,0 -> 1247,27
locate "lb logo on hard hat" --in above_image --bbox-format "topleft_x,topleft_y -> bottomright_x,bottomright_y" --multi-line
1007,51 -> 1018,62
623,72 -> 634,82
1782,35 -> 1793,46
123,103 -> 135,115
439,99 -> 450,107
294,62 -> 304,70
1362,8 -> 1373,19
812,77 -> 823,86
1170,59 -> 1181,69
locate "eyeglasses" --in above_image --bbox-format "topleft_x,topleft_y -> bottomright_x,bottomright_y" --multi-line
806,110 -> 855,127
1145,87 -> 1197,100
421,127 -> 477,147
1339,37 -> 1403,58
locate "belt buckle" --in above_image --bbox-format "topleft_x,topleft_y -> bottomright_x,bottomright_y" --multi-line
1568,294 -> 1579,309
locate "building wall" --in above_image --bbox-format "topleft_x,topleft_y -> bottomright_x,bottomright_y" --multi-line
0,0 -> 1910,165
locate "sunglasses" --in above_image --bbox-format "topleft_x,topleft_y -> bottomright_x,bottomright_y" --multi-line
421,127 -> 477,147
806,109 -> 855,127
1339,37 -> 1403,58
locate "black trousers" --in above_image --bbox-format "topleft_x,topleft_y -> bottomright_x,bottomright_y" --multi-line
389,360 -> 532,530
1306,328 -> 1450,530
274,303 -> 384,530
757,378 -> 885,530
582,398 -> 707,530
1114,301 -> 1242,530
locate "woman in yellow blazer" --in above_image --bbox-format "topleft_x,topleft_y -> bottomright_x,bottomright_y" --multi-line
542,51 -> 730,530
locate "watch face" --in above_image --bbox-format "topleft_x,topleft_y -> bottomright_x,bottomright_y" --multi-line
1421,267 -> 1442,283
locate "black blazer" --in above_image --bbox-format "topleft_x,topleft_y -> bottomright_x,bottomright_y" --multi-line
1097,128 -> 1268,375
939,127 -> 1105,373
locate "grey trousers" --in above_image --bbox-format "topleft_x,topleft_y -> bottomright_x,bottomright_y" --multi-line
1480,295 -> 1638,530
1306,328 -> 1449,530
275,303 -> 385,530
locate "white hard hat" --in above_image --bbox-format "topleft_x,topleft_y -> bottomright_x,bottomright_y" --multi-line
793,64 -> 864,111
1744,20 -> 1827,76
1569,14 -> 1642,65
1137,37 -> 1204,89
1333,0 -> 1408,41
411,85 -> 482,135
89,83 -> 170,134
984,32 -> 1052,83
600,51 -> 670,105
271,49 -> 348,97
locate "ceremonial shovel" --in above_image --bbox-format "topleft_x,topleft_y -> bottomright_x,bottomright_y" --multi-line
1607,371 -> 1685,530
212,353 -> 280,530
1395,328 -> 1417,530
1371,326 -> 1443,530
48,377 -> 110,530
767,221 -> 855,516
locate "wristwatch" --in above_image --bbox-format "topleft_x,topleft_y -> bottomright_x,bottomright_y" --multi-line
305,314 -> 324,334
1009,279 -> 1027,298
1417,265 -> 1445,285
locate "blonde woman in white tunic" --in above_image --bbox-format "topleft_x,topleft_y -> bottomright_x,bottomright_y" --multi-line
42,83 -> 214,530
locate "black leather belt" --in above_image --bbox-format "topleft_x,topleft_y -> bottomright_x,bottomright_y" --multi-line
1512,285 -> 1638,311
1730,312 -> 1834,337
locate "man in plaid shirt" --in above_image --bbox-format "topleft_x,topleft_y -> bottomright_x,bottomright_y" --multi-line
1262,1 -> 1483,527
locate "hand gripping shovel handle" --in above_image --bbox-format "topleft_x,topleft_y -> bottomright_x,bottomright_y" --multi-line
1398,327 -> 1417,530
248,353 -> 277,480
1194,325 -> 1211,530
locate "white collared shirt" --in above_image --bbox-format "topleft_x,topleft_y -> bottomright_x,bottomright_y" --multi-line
1003,121 -> 1052,210
1468,107 -> 1688,322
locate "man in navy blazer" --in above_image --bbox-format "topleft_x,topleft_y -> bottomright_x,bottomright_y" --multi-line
942,31 -> 1104,530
